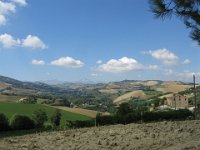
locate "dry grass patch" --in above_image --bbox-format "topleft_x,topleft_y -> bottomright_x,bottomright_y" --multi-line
0,94 -> 23,102
114,90 -> 147,104
156,82 -> 192,93
53,106 -> 109,118
99,89 -> 118,94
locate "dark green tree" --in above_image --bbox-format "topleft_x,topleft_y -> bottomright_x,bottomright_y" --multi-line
117,103 -> 132,116
51,109 -> 62,127
10,114 -> 35,130
149,0 -> 200,44
33,109 -> 48,128
0,113 -> 9,131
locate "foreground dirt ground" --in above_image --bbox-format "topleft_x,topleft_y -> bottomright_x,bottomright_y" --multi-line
1,120 -> 200,150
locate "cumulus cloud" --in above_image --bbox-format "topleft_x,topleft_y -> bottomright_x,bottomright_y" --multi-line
146,48 -> 179,66
0,0 -> 26,26
0,14 -> 6,25
0,33 -> 20,48
176,71 -> 200,79
0,33 -> 47,49
96,60 -> 102,64
0,1 -> 16,14
51,57 -> 84,68
147,65 -> 159,70
22,35 -> 47,49
183,59 -> 190,65
11,0 -> 27,6
98,57 -> 144,73
164,69 -> 200,79
32,59 -> 45,65
91,73 -> 98,77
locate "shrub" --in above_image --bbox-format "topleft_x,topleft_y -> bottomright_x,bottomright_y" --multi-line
10,114 -> 35,130
143,109 -> 194,122
51,109 -> 62,127
33,109 -> 48,128
0,113 -> 9,131
66,120 -> 94,128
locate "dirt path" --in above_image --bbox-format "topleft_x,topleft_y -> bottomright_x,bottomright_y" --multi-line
1,120 -> 200,150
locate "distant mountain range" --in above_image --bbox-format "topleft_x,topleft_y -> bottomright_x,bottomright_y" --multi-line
0,75 -> 195,98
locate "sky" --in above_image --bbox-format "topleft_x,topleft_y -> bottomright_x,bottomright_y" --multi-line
0,0 -> 200,82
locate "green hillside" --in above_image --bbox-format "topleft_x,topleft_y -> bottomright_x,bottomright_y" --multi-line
0,102 -> 91,127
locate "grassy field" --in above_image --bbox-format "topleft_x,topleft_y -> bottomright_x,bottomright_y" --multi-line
0,102 -> 91,127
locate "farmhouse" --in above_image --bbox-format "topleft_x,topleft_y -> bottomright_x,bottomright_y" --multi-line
165,94 -> 189,109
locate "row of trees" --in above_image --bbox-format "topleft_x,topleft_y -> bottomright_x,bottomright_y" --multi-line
0,109 -> 62,132
66,102 -> 194,128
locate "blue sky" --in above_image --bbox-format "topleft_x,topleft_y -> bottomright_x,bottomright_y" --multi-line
0,0 -> 200,82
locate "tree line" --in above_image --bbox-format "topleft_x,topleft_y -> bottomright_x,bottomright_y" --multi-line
0,109 -> 62,132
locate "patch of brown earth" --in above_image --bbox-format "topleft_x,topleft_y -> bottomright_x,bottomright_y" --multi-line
1,120 -> 200,150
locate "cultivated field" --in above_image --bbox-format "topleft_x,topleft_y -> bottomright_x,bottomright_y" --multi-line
156,81 -> 192,93
0,102 -> 91,126
114,90 -> 147,104
0,94 -> 23,102
1,120 -> 200,150
99,89 -> 118,94
53,106 -> 99,118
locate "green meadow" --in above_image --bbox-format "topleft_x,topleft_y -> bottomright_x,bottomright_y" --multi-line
0,102 -> 91,127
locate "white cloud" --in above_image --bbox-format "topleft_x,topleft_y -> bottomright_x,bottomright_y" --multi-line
164,69 -> 200,79
0,33 -> 47,49
147,48 -> 179,66
183,59 -> 190,65
11,0 -> 27,6
0,33 -> 20,48
147,65 -> 159,70
0,14 -> 6,25
51,57 -> 84,68
91,73 -> 98,77
22,35 -> 47,49
32,59 -> 45,65
96,60 -> 102,64
176,71 -> 200,79
164,69 -> 174,76
0,1 -> 16,14
0,0 -> 26,26
98,57 -> 144,73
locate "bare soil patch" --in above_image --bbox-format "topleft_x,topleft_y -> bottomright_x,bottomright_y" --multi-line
1,120 -> 200,150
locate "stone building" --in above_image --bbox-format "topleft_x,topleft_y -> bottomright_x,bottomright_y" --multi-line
165,94 -> 189,109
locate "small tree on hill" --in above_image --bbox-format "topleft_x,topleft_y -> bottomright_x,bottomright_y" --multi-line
51,109 -> 62,127
33,109 -> 48,128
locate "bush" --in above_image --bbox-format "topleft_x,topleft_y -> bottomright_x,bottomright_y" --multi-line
33,109 -> 48,128
10,114 -> 35,130
51,109 -> 62,127
0,113 -> 9,131
143,109 -> 194,122
66,120 -> 94,128
96,115 -> 117,126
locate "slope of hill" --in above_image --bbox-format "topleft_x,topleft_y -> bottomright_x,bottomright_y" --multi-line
1,120 -> 200,150
155,81 -> 192,93
114,90 -> 147,104
0,75 -> 195,110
